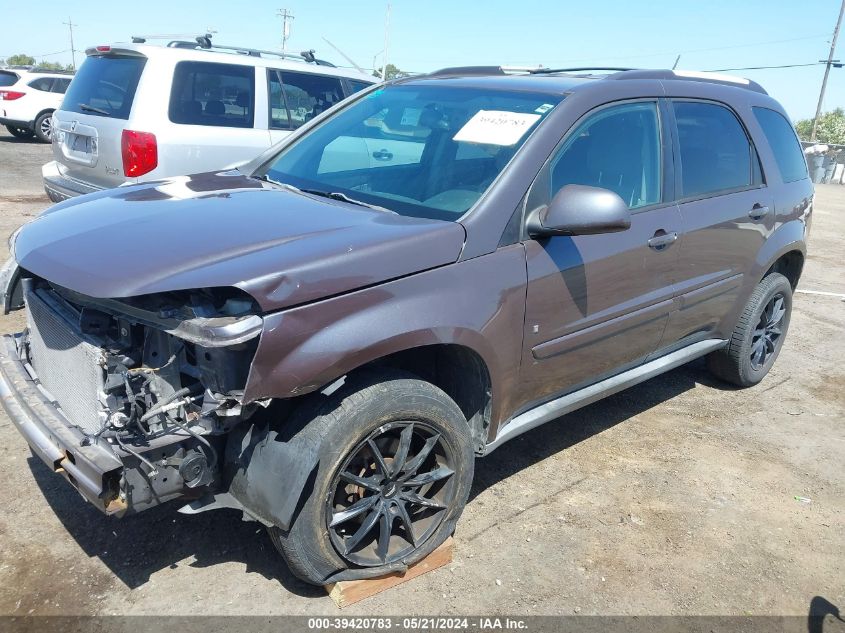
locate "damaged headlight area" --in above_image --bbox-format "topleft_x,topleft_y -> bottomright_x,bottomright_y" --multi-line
18,277 -> 264,513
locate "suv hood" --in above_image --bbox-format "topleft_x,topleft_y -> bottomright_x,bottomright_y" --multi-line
14,171 -> 466,312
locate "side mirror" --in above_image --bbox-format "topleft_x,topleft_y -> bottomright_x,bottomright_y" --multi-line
527,184 -> 632,238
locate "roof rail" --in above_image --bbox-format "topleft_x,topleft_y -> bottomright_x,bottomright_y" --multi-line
608,69 -> 768,94
529,66 -> 635,74
427,66 -> 506,78
131,34 -> 336,66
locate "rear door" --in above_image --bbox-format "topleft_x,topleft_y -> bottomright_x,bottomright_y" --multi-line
518,100 -> 683,407
52,53 -> 147,189
658,99 -> 773,348
161,60 -> 269,175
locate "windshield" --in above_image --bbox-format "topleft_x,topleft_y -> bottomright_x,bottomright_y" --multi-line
263,83 -> 562,220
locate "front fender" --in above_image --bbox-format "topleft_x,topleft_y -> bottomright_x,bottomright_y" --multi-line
243,244 -> 528,428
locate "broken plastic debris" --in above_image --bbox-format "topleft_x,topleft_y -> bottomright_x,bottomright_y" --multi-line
794,496 -> 812,503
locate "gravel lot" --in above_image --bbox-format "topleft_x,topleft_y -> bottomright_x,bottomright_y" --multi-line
0,126 -> 842,618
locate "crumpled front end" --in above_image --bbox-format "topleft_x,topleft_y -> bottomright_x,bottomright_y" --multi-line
0,276 -> 263,515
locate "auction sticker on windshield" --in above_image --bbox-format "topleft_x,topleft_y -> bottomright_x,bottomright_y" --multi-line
453,110 -> 542,146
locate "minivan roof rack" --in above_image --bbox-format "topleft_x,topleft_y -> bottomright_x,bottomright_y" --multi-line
130,34 -> 336,66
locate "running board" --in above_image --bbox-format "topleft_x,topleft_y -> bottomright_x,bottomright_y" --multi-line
483,339 -> 727,454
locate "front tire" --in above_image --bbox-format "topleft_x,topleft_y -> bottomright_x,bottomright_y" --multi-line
269,370 -> 474,585
707,272 -> 793,387
33,112 -> 53,143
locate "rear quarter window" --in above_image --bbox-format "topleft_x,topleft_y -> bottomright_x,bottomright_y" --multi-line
169,61 -> 255,128
346,79 -> 374,95
62,55 -> 146,119
752,107 -> 809,183
28,77 -> 54,91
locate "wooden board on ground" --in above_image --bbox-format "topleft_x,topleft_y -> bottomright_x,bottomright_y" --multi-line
326,537 -> 454,608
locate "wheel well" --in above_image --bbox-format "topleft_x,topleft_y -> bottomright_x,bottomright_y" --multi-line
35,109 -> 55,120
357,344 -> 492,452
765,250 -> 804,289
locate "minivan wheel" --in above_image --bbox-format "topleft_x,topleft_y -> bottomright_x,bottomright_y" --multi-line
5,125 -> 34,139
268,369 -> 474,585
707,272 -> 792,387
33,112 -> 53,143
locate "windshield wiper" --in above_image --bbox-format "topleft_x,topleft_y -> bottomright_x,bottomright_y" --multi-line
255,174 -> 302,193
78,103 -> 110,116
300,188 -> 396,214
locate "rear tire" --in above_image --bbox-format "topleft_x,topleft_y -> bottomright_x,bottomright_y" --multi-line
707,272 -> 792,387
5,125 -> 33,139
269,369 -> 474,585
33,112 -> 53,143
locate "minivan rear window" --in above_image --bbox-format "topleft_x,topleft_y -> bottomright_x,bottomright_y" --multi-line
752,107 -> 809,183
62,55 -> 146,119
169,61 -> 255,128
0,71 -> 19,87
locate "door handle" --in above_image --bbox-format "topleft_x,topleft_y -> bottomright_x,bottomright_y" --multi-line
748,204 -> 770,220
647,231 -> 678,250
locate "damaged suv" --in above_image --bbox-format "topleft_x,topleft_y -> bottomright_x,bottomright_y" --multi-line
0,67 -> 811,585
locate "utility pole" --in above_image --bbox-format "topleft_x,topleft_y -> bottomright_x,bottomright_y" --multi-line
63,16 -> 77,70
811,0 -> 845,141
381,3 -> 391,81
277,9 -> 294,57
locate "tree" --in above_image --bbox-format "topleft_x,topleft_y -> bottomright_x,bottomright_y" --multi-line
795,108 -> 845,144
373,63 -> 409,80
34,61 -> 66,71
5,53 -> 36,66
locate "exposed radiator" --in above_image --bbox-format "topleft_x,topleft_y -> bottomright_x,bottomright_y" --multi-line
25,289 -> 107,435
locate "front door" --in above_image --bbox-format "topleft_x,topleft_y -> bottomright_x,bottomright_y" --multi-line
518,100 -> 683,408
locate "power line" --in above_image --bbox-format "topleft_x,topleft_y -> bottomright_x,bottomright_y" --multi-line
277,9 -> 294,56
62,16 -> 77,70
812,0 -> 845,141
705,62 -> 824,72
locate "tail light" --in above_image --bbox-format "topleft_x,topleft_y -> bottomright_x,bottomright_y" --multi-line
121,129 -> 157,177
0,91 -> 25,101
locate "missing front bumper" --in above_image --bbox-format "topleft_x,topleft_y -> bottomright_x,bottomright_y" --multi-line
0,333 -> 126,514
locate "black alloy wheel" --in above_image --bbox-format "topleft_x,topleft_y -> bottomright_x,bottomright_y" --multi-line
750,292 -> 787,371
326,420 -> 457,567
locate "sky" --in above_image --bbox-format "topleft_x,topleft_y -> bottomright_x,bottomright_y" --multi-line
2,0 -> 843,121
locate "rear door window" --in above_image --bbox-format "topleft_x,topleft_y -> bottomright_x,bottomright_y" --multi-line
673,100 -> 759,198
28,77 -> 54,92
346,79 -> 374,95
62,55 -> 146,119
169,61 -> 255,128
0,71 -> 19,87
752,107 -> 808,183
51,78 -> 72,94
268,69 -> 343,130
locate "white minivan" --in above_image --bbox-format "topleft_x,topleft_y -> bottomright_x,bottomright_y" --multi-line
42,38 -> 376,201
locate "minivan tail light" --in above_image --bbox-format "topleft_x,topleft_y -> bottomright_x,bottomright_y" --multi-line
121,130 -> 158,177
0,91 -> 25,101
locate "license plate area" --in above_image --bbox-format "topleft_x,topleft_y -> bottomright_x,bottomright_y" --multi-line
57,120 -> 99,167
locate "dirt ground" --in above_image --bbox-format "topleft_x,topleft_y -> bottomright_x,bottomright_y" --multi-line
0,126 -> 842,618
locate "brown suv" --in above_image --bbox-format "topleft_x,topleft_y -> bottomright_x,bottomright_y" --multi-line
0,66 -> 812,585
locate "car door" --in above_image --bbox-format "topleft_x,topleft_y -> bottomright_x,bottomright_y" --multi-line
518,100 -> 683,407
657,99 -> 774,349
